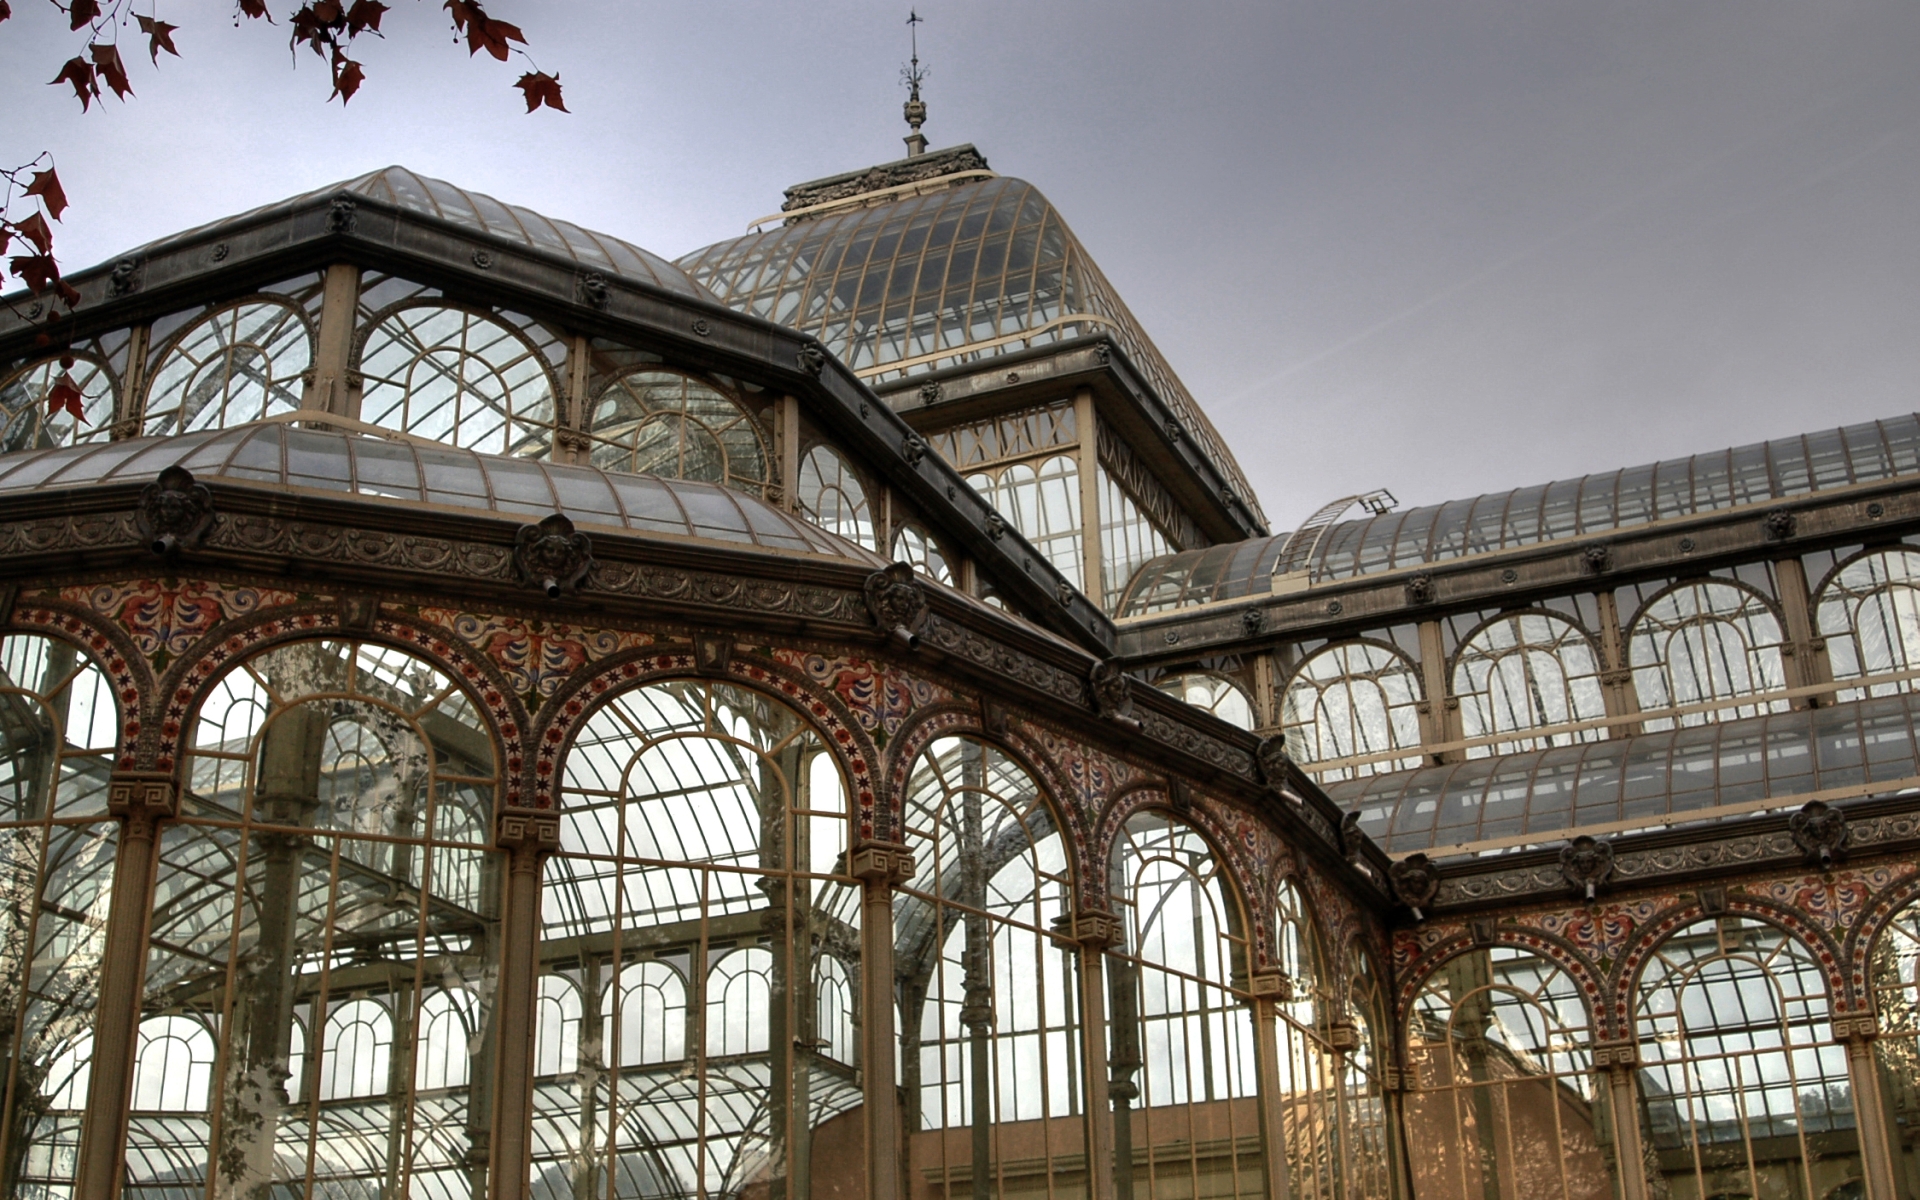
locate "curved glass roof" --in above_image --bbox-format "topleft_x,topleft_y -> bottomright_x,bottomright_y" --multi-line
1120,414 -> 1920,615
0,423 -> 879,560
130,166 -> 710,300
676,175 -> 1262,522
1332,691 -> 1920,855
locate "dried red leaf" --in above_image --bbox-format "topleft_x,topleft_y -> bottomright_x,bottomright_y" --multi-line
90,42 -> 134,100
67,0 -> 100,30
345,0 -> 387,36
49,57 -> 98,111
46,372 -> 86,421
137,14 -> 181,63
9,254 -> 60,295
330,55 -> 365,103
0,230 -> 8,256
313,0 -> 343,20
0,2 -> 13,23
515,70 -> 567,113
447,1 -> 523,60
24,168 -> 68,221
14,212 -> 53,255
54,278 -> 81,308
238,0 -> 271,19
290,4 -> 332,52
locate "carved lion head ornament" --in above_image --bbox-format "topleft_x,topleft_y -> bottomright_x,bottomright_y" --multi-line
513,513 -> 595,598
137,465 -> 215,555
863,562 -> 928,650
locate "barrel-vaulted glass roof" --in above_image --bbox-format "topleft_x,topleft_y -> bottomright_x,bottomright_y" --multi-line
1331,691 -> 1920,856
676,174 -> 1262,522
0,422 -> 879,560
131,166 -> 710,300
1120,414 -> 1920,616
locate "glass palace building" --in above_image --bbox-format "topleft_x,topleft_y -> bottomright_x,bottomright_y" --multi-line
2,133 -> 1918,1200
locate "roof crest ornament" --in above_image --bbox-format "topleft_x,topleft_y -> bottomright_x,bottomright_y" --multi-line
903,10 -> 929,158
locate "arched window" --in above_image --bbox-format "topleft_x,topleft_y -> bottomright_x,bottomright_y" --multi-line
1343,956 -> 1395,1200
319,998 -> 394,1100
143,299 -> 311,434
1628,582 -> 1788,729
534,975 -> 583,1078
1636,917 -> 1860,1200
897,736 -> 1079,1143
1866,898 -> 1920,1157
816,954 -> 857,1068
795,444 -> 875,549
0,633 -> 119,1198
1157,672 -> 1256,730
140,639 -> 499,1198
1453,612 -> 1607,755
966,453 -> 1083,583
1274,880 -> 1342,1200
358,304 -> 557,455
130,1016 -> 216,1113
1404,947 -> 1615,1200
588,370 -> 768,495
1818,549 -> 1920,700
535,679 -> 860,1199
1282,642 -> 1425,780
0,354 -> 115,451
891,524 -> 954,584
1109,811 -> 1261,1197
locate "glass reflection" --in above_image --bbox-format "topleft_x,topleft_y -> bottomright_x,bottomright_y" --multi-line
589,371 -> 768,497
143,300 -> 311,436
1282,643 -> 1425,781
795,445 -> 875,550
359,305 -> 557,457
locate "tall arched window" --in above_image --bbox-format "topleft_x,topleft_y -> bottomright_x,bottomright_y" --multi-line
1343,957 -> 1395,1200
135,639 -> 499,1199
795,445 -> 875,549
588,371 -> 768,496
1453,612 -> 1607,756
1635,917 -> 1860,1200
534,679 -> 861,1200
1866,899 -> 1920,1168
891,524 -> 954,584
0,633 -> 119,1199
358,305 -> 557,455
1108,811 -> 1261,1200
534,976 -> 583,1079
0,355 -> 116,451
1818,549 -> 1920,700
142,299 -> 311,434
130,1015 -> 217,1113
895,734 -> 1082,1199
1157,672 -> 1256,730
1281,642 -> 1425,780
1628,582 -> 1789,729
966,454 -> 1083,584
1404,947 -> 1615,1200
1274,880 -> 1343,1200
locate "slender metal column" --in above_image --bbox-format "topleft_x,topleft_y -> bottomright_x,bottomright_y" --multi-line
1108,953 -> 1142,1200
1059,912 -> 1122,1200
1248,971 -> 1295,1200
73,772 -> 178,1200
491,811 -> 560,1200
851,841 -> 915,1200
303,262 -> 361,416
1592,1040 -> 1650,1200
1836,1015 -> 1899,1200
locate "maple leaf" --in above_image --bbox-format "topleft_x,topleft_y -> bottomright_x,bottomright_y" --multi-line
50,57 -> 99,112
447,1 -> 523,61
14,212 -> 53,256
9,254 -> 60,295
24,168 -> 68,221
345,0 -> 387,36
0,2 -> 12,22
238,0 -> 271,19
67,0 -> 99,30
90,42 -> 134,100
54,278 -> 82,308
137,15 -> 181,64
516,71 -> 567,113
290,4 -> 332,53
330,54 -> 365,103
45,372 -> 87,422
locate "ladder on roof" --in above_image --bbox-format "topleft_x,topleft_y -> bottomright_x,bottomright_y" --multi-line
1273,489 -> 1397,578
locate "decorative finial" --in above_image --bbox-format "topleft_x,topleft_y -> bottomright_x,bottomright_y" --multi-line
902,10 -> 928,157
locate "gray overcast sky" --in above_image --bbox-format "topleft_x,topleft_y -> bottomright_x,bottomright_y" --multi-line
5,0 -> 1918,532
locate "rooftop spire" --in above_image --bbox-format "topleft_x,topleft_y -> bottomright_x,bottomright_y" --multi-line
902,10 -> 928,157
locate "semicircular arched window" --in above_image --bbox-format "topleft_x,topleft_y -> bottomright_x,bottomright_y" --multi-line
1404,946 -> 1613,1200
142,299 -> 312,435
1627,581 -> 1788,729
890,524 -> 953,584
1281,642 -> 1424,781
1635,916 -> 1857,1196
587,370 -> 767,495
1156,672 -> 1255,730
358,304 -> 557,455
898,736 -> 1078,1129
1817,549 -> 1920,701
1865,895 -> 1920,1151
795,444 -> 875,549
1453,612 -> 1608,756
0,355 -> 116,451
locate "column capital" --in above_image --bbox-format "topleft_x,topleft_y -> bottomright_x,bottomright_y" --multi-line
108,771 -> 178,837
1053,909 -> 1126,948
494,809 -> 561,856
1326,1021 -> 1360,1052
849,840 -> 915,885
1589,1037 -> 1640,1068
1832,1012 -> 1881,1043
1248,969 -> 1295,1002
